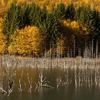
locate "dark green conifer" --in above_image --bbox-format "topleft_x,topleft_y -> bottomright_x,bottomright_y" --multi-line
2,3 -> 20,43
65,3 -> 75,20
19,3 -> 30,29
52,3 -> 66,19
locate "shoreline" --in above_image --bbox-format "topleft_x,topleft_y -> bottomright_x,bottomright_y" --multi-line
0,55 -> 100,69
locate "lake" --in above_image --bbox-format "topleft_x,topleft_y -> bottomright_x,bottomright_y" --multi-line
0,65 -> 100,100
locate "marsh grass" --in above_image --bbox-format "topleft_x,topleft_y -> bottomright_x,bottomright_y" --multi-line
0,55 -> 100,69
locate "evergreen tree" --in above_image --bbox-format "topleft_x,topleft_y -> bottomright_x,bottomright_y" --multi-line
39,13 -> 60,46
2,3 -> 20,43
52,3 -> 66,19
65,3 -> 75,20
95,12 -> 100,39
10,5 -> 20,34
28,3 -> 42,27
76,5 -> 100,39
75,6 -> 86,25
19,3 -> 30,29
86,10 -> 100,39
39,5 -> 47,23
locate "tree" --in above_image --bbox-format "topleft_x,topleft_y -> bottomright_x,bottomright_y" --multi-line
16,0 -> 25,5
28,3 -> 42,27
39,13 -> 60,48
56,34 -> 68,57
58,19 -> 88,57
86,9 -> 100,39
0,18 -> 7,54
75,6 -> 86,25
2,3 -> 20,43
1,0 -> 6,6
65,3 -> 75,20
52,3 -> 66,19
76,5 -> 100,39
19,3 -> 30,29
8,26 -> 45,56
7,0 -> 16,7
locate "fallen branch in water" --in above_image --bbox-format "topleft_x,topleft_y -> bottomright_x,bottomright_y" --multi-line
0,87 -> 7,94
7,89 -> 13,97
34,71 -> 54,92
42,83 -> 54,88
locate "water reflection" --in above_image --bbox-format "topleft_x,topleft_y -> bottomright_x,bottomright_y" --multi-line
0,66 -> 100,100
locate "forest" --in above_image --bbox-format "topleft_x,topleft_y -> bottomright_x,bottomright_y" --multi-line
0,0 -> 100,57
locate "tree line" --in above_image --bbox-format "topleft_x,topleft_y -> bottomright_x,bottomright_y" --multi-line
0,2 -> 100,57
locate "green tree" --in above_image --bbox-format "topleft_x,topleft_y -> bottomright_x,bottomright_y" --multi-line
39,13 -> 60,47
52,3 -> 66,19
19,3 -> 30,29
2,3 -> 20,43
86,9 -> 100,39
28,3 -> 42,27
65,3 -> 75,20
0,18 -> 7,54
75,6 -> 86,25
76,5 -> 100,39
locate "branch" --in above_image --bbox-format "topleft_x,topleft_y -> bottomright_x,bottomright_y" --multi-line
34,82 -> 39,93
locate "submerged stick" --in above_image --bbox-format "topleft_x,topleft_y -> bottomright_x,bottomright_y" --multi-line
18,79 -> 23,93
34,82 -> 39,93
7,79 -> 14,96
0,87 -> 7,94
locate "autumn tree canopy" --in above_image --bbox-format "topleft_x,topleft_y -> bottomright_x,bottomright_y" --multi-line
8,26 -> 45,56
0,1 -> 100,57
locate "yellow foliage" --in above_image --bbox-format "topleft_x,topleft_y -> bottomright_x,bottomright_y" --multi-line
61,19 -> 80,29
61,19 -> 89,33
16,0 -> 25,5
62,19 -> 71,27
71,21 -> 80,29
96,6 -> 100,12
83,0 -> 89,4
56,34 -> 68,56
0,18 -> 7,54
7,0 -> 15,7
46,48 -> 52,57
58,19 -> 88,55
0,0 -> 100,14
1,0 -> 5,6
8,26 -> 45,56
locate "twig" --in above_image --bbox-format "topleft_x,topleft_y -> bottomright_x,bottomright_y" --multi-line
42,84 -> 54,88
0,87 -> 7,94
34,83 -> 38,93
7,89 -> 13,97
28,84 -> 32,93
18,79 -> 23,93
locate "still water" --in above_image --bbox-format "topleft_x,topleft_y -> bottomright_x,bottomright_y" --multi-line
0,67 -> 100,100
